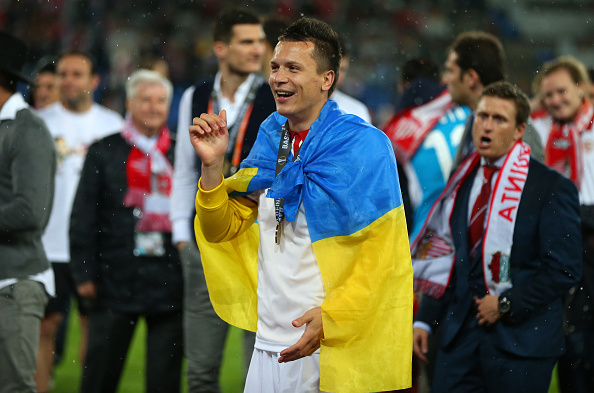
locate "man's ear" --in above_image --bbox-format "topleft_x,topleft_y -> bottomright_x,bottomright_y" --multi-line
515,122 -> 527,141
91,74 -> 100,91
321,70 -> 335,92
464,68 -> 481,88
213,41 -> 227,59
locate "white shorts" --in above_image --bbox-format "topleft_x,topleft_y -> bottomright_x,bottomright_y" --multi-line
244,348 -> 321,393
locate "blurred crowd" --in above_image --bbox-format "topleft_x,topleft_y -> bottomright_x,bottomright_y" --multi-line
5,0 -> 593,128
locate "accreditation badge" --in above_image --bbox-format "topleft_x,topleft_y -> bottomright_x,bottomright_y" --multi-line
134,231 -> 165,257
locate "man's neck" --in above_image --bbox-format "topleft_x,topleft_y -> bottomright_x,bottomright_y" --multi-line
0,89 -> 12,110
219,68 -> 250,102
62,99 -> 92,113
287,100 -> 328,133
468,85 -> 484,111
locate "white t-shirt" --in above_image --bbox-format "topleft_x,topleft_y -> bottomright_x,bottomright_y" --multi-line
251,192 -> 326,353
39,102 -> 123,262
246,138 -> 325,352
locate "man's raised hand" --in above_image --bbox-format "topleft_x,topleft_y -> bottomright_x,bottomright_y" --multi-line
189,110 -> 229,167
189,110 -> 229,190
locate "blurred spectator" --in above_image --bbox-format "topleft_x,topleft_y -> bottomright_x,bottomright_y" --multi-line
384,56 -> 470,240
261,15 -> 290,78
170,7 -> 276,392
70,69 -> 183,393
330,37 -> 372,123
446,31 -> 544,167
29,57 -> 59,110
139,51 -> 170,80
35,50 -> 123,393
0,30 -> 56,393
531,55 -> 594,393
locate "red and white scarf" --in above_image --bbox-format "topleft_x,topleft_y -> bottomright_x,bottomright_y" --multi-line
411,141 -> 531,298
544,99 -> 594,190
383,90 -> 453,162
121,114 -> 173,233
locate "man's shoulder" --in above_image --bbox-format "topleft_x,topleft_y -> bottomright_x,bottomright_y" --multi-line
190,78 -> 215,95
331,91 -> 370,122
36,102 -> 61,120
87,132 -> 126,156
527,158 -> 578,196
15,107 -> 52,136
91,104 -> 124,122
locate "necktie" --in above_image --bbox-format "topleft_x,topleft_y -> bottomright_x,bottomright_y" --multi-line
468,165 -> 498,257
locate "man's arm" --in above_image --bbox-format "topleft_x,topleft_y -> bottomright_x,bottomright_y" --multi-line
69,142 -> 102,299
498,174 -> 581,322
0,116 -> 55,232
170,87 -> 198,249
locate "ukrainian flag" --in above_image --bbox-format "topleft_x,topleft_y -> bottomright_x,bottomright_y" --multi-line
195,101 -> 413,392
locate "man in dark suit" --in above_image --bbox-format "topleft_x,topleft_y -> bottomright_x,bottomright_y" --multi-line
412,81 -> 582,393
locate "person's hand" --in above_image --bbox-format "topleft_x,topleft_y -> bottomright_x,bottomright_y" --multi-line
77,281 -> 97,299
176,241 -> 188,252
475,295 -> 501,326
279,307 -> 324,363
189,110 -> 229,167
413,327 -> 430,364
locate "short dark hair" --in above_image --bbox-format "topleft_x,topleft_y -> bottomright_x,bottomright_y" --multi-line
539,55 -> 590,86
449,31 -> 505,86
479,81 -> 530,126
402,56 -> 440,84
58,50 -> 97,75
263,16 -> 289,49
36,58 -> 56,75
279,17 -> 341,96
212,7 -> 261,43
0,70 -> 17,93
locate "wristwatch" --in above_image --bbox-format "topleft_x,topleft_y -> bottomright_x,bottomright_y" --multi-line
498,296 -> 511,315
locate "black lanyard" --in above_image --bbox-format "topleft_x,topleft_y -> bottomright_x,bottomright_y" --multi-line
273,121 -> 301,245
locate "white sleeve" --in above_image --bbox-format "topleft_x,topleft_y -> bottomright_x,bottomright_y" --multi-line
170,86 -> 198,244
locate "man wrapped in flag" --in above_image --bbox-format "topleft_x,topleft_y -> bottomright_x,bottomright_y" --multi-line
188,17 -> 413,393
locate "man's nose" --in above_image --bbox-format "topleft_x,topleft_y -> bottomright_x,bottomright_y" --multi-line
273,68 -> 288,83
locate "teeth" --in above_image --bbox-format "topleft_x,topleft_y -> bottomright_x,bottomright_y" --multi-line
277,92 -> 292,97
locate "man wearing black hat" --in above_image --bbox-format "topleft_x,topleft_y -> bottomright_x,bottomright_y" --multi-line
0,31 -> 56,393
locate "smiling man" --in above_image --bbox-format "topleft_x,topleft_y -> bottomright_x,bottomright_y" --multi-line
412,81 -> 582,393
531,56 -> 594,393
188,17 -> 413,393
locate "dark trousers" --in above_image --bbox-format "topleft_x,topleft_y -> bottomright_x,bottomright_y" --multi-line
180,241 -> 255,393
558,330 -> 594,393
432,314 -> 556,393
80,308 -> 183,393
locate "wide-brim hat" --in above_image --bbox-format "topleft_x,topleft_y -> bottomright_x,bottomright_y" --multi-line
0,31 -> 32,84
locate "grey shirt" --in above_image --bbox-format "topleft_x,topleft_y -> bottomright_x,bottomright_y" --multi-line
0,93 -> 56,279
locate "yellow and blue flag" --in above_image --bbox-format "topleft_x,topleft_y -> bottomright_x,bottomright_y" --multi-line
195,100 -> 413,392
